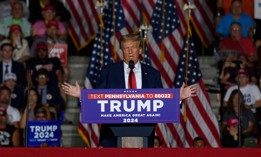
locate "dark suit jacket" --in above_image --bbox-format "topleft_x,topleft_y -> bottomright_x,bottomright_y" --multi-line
0,61 -> 26,88
36,85 -> 65,111
96,61 -> 163,147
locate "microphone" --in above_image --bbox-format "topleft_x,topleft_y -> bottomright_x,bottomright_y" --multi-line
129,60 -> 135,70
232,60 -> 243,65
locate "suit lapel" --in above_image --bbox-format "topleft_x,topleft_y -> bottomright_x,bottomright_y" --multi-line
118,61 -> 126,88
141,64 -> 149,88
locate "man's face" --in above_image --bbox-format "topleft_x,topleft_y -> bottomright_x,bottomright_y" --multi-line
238,74 -> 249,87
37,48 -> 48,59
193,140 -> 206,148
0,90 -> 11,104
230,24 -> 242,39
12,3 -> 23,19
43,10 -> 55,21
154,138 -> 161,148
36,74 -> 48,86
4,80 -> 16,90
35,113 -> 47,121
47,26 -> 58,38
121,40 -> 141,64
231,1 -> 242,16
1,45 -> 13,60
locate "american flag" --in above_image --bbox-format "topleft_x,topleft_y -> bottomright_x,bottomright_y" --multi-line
166,34 -> 220,147
79,0 -> 128,147
145,0 -> 220,147
66,0 -> 99,50
66,0 -> 214,50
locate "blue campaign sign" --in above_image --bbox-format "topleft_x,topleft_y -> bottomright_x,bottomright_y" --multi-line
27,120 -> 61,147
81,88 -> 180,124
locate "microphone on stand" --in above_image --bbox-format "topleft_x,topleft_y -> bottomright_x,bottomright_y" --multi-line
129,60 -> 135,89
129,60 -> 135,70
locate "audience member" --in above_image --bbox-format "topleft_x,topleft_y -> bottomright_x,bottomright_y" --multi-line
219,22 -> 257,62
0,86 -> 21,128
30,20 -> 69,83
216,0 -> 253,18
26,42 -> 63,87
222,90 -> 255,136
221,117 -> 245,148
216,0 -> 254,40
2,24 -> 31,63
20,88 -> 50,129
29,0 -> 71,24
223,69 -> 261,113
31,4 -> 67,40
220,55 -> 256,90
192,136 -> 207,148
0,1 -> 31,38
30,20 -> 66,55
35,68 -> 65,119
0,0 -> 29,19
153,136 -> 162,148
0,42 -> 26,88
4,73 -> 25,111
0,106 -> 20,147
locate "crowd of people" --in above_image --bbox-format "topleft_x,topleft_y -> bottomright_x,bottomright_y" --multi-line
214,0 -> 261,148
0,0 -> 70,147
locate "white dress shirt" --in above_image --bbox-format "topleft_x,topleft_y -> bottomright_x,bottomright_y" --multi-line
123,61 -> 142,89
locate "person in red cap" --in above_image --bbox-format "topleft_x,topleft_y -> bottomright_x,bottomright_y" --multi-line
28,0 -> 71,24
224,67 -> 261,113
1,24 -> 31,63
25,42 -> 64,92
31,3 -> 67,40
222,90 -> 255,136
221,117 -> 249,148
0,106 -> 20,147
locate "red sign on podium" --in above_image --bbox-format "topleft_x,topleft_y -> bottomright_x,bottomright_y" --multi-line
48,44 -> 68,66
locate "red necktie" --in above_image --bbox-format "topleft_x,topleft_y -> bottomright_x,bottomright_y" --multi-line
128,69 -> 137,89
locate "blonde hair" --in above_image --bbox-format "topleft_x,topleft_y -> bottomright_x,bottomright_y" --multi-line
120,33 -> 141,49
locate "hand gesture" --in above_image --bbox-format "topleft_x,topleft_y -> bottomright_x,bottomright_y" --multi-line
180,83 -> 198,100
61,81 -> 81,98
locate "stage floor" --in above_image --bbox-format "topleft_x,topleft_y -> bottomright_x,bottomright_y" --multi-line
1,148 -> 261,157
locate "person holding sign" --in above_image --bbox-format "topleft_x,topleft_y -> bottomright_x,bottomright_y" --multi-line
62,34 -> 197,147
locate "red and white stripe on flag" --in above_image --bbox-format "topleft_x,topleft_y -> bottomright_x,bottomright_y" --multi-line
66,0 -> 100,50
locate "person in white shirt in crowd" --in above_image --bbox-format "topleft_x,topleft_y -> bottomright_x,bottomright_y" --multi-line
223,68 -> 261,113
2,24 -> 31,63
0,86 -> 20,128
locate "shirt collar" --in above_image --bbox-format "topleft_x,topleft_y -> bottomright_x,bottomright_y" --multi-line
123,60 -> 140,71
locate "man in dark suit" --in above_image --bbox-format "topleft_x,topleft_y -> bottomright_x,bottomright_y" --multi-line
62,34 -> 197,147
0,43 -> 25,88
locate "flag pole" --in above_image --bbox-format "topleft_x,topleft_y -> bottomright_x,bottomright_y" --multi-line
95,0 -> 108,69
183,2 -> 195,122
138,0 -> 151,64
160,0 -> 166,62
112,0 -> 118,60
139,25 -> 150,63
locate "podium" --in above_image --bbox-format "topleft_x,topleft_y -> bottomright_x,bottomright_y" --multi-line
111,124 -> 154,147
81,88 -> 180,148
